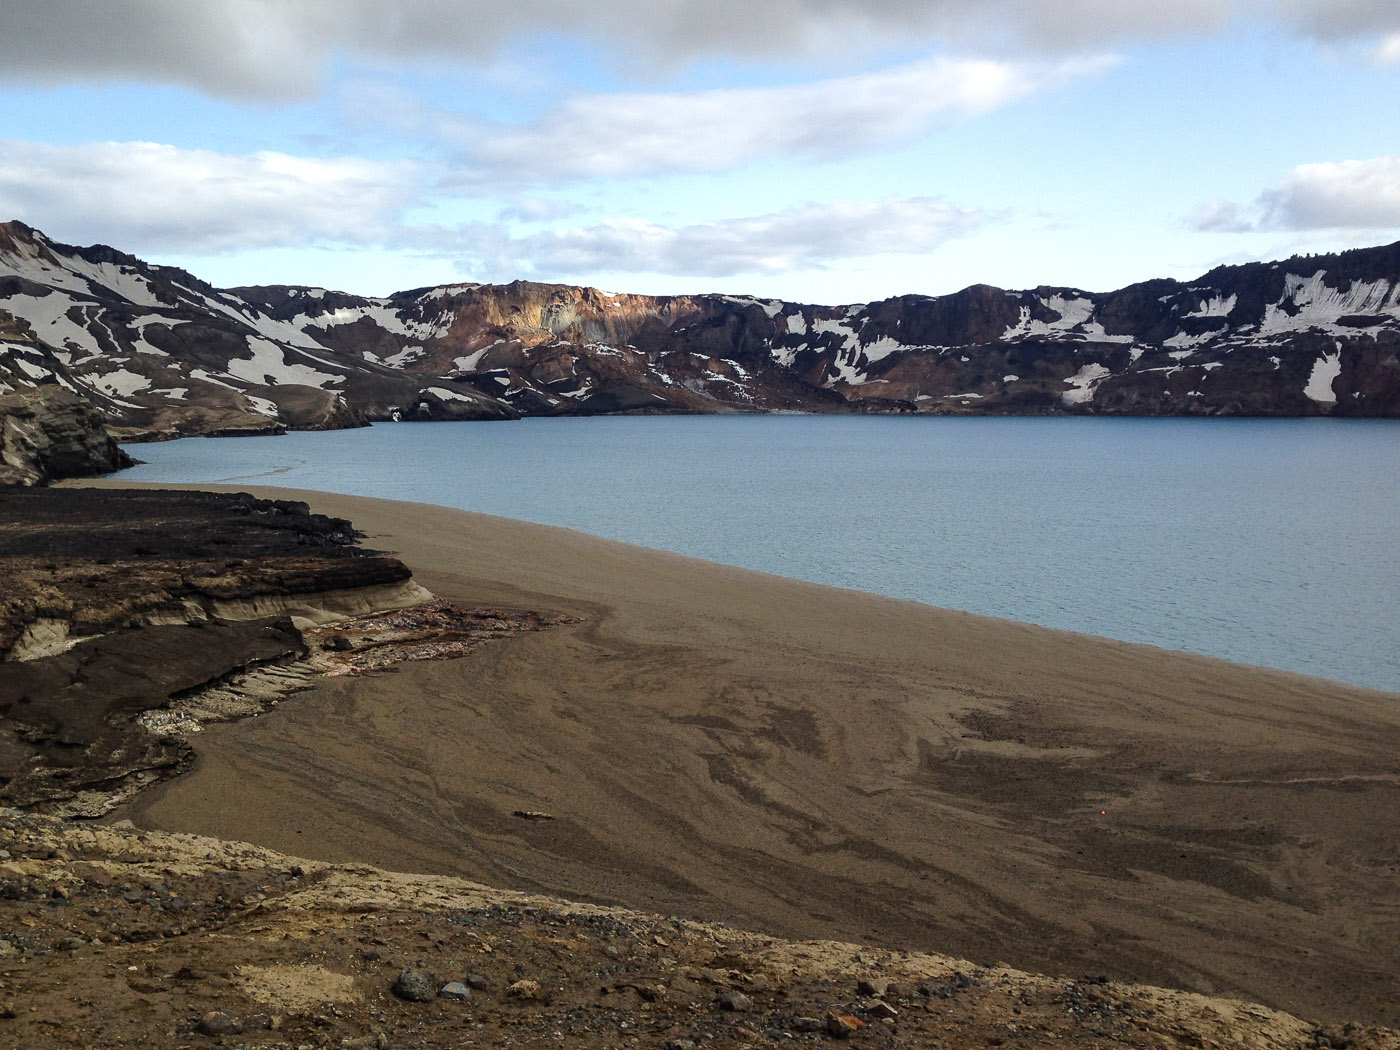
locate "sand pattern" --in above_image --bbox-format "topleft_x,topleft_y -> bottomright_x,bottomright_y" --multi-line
98,484 -> 1400,1028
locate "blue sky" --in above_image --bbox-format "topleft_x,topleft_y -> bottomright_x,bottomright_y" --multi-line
1,1 -> 1398,304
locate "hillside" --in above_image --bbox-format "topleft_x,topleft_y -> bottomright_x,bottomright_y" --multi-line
2,221 -> 1398,437
9,809 -> 1395,1050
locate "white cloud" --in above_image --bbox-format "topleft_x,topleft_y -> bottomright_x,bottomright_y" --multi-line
1370,33 -> 1400,62
1,1 -> 1397,100
441,55 -> 1116,187
0,140 -> 423,253
1259,157 -> 1400,229
1194,156 -> 1400,233
463,198 -> 994,280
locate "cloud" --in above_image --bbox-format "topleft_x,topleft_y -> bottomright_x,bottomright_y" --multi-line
1259,157 -> 1400,229
1370,32 -> 1400,62
1187,199 -> 1256,233
496,197 -> 581,223
0,140 -> 422,252
1191,156 -> 1400,233
2,1 -> 1398,100
440,55 -> 1116,188
462,198 -> 994,281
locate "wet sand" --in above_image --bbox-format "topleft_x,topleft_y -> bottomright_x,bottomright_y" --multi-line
113,485 -> 1400,1025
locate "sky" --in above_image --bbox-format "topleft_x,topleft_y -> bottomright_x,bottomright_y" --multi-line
1,1 -> 1399,304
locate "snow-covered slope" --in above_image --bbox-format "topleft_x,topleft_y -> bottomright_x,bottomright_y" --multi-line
0,222 -> 516,437
3,220 -> 1398,432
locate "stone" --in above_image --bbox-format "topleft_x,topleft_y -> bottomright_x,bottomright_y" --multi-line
465,973 -> 490,989
439,982 -> 471,1001
195,1010 -> 243,1036
717,990 -> 752,1012
791,1016 -> 826,1032
857,978 -> 886,997
506,979 -> 542,999
826,1013 -> 864,1039
392,968 -> 437,1002
866,1000 -> 898,1020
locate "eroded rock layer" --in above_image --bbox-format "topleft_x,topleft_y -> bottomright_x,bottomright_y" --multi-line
0,385 -> 134,486
0,488 -> 420,811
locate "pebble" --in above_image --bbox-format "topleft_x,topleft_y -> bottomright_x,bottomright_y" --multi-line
857,978 -> 886,997
466,973 -> 490,989
195,1010 -> 244,1036
717,990 -> 753,1012
392,968 -> 437,1002
439,982 -> 472,1001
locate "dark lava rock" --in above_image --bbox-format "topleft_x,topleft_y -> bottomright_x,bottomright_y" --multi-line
392,968 -> 437,1002
0,487 -> 417,813
717,990 -> 753,1012
195,1010 -> 244,1036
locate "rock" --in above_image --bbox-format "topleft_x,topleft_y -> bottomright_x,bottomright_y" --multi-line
506,978 -> 542,999
856,978 -> 886,997
465,972 -> 490,989
195,1010 -> 244,1036
791,1016 -> 826,1032
717,990 -> 752,1012
665,1040 -> 698,1050
865,1000 -> 899,1020
826,1012 -> 865,1039
327,634 -> 354,652
0,386 -> 134,487
392,968 -> 437,1002
439,981 -> 471,1001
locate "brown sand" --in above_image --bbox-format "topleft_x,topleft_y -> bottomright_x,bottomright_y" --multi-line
109,485 -> 1400,1026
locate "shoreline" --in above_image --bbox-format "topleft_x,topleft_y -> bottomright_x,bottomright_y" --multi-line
63,480 -> 1400,1027
108,416 -> 1400,695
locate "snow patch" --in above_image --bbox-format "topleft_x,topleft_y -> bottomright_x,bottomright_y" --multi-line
224,338 -> 341,388
93,368 -> 150,397
1184,293 -> 1236,318
426,386 -> 479,402
1304,350 -> 1341,403
1061,363 -> 1111,405
1260,271 -> 1400,335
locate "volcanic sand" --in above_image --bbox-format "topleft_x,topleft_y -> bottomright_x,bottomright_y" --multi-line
111,486 -> 1400,1026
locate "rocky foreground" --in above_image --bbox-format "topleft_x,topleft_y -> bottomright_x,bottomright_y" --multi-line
3,809 -> 1394,1050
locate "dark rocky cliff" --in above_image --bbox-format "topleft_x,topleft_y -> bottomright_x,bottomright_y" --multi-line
0,385 -> 135,486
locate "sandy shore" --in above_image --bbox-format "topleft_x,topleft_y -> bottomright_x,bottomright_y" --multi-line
105,484 -> 1400,1026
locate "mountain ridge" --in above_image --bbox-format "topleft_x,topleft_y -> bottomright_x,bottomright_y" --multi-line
2,219 -> 1397,436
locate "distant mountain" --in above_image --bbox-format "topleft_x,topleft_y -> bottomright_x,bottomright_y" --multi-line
2,219 -> 1398,437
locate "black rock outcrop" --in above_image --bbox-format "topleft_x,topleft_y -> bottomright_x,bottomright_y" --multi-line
0,385 -> 135,486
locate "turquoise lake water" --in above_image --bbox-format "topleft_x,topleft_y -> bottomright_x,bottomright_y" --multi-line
118,415 -> 1400,693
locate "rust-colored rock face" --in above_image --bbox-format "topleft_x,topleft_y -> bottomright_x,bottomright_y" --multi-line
3,219 -> 1400,431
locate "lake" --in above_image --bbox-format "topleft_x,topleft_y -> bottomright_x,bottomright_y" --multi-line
117,415 -> 1400,693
